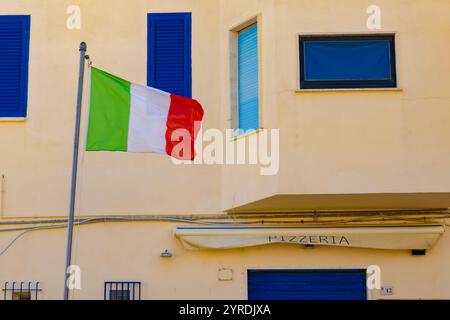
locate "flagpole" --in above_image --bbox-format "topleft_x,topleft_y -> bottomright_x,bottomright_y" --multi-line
64,41 -> 87,300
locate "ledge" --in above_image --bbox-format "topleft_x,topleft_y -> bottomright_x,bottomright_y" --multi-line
295,88 -> 403,93
226,192 -> 450,213
230,128 -> 264,141
0,117 -> 27,123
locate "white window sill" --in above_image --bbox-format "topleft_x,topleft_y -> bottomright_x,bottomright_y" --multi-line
0,117 -> 27,122
295,88 -> 403,93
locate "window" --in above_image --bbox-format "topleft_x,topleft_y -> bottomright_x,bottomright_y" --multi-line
147,13 -> 192,98
104,281 -> 141,300
237,23 -> 259,132
109,289 -> 130,300
2,282 -> 41,300
299,35 -> 396,89
0,15 -> 30,117
13,292 -> 31,301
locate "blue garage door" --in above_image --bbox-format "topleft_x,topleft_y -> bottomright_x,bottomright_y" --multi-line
248,269 -> 367,300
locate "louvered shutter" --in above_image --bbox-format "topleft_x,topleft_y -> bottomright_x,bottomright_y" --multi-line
238,24 -> 259,132
0,15 -> 30,117
147,13 -> 191,98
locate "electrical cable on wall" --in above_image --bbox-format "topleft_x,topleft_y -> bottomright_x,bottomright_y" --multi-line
0,213 -> 448,258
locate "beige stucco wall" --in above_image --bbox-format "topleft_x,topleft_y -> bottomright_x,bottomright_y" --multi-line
1,221 -> 450,300
1,1 -> 448,217
1,0 -> 450,300
0,0 -> 222,218
220,0 -> 450,210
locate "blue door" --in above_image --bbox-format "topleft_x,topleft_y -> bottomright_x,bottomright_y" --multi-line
248,269 -> 367,300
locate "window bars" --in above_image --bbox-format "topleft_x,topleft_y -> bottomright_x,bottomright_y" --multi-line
2,282 -> 41,300
104,281 -> 141,300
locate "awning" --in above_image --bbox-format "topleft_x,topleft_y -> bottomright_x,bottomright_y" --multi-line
174,225 -> 445,250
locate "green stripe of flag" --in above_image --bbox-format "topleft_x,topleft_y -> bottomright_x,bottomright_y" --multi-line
86,67 -> 131,151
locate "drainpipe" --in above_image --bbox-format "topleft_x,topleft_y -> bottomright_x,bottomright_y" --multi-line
0,174 -> 5,217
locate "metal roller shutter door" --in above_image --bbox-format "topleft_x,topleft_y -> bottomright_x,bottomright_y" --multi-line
248,269 -> 367,300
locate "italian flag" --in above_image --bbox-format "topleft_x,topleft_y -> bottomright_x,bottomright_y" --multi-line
86,67 -> 204,160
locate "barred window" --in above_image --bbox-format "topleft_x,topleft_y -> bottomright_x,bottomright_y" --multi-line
2,282 -> 41,300
104,282 -> 141,301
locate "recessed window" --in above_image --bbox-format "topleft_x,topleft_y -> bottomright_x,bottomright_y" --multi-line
109,289 -> 130,300
299,35 -> 397,89
0,15 -> 30,117
13,292 -> 31,301
104,281 -> 141,300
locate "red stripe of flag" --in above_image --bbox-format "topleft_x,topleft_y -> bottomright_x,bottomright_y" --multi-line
165,94 -> 204,160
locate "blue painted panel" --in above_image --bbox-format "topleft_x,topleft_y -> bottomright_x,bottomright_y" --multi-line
304,40 -> 392,81
0,15 -> 30,117
238,24 -> 259,132
248,269 -> 367,301
147,13 -> 191,98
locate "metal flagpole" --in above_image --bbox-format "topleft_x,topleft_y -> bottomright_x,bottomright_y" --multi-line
64,41 -> 87,300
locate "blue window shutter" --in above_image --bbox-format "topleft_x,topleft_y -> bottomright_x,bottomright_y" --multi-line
0,15 -> 30,117
147,13 -> 192,98
238,24 -> 259,132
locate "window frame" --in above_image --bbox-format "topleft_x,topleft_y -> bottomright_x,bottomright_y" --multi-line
0,15 -> 30,118
298,34 -> 397,90
147,12 -> 192,98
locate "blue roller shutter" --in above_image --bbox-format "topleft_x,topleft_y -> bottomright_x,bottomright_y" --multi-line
147,13 -> 192,98
304,40 -> 392,81
238,24 -> 259,132
248,269 -> 367,300
0,15 -> 30,117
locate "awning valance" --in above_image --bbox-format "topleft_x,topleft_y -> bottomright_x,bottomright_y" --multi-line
174,225 -> 445,251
